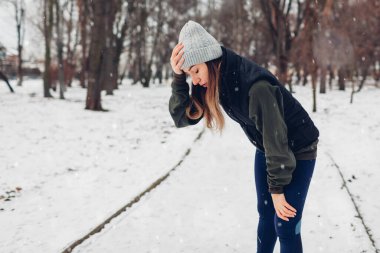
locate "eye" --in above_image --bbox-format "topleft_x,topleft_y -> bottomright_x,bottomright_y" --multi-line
195,70 -> 199,74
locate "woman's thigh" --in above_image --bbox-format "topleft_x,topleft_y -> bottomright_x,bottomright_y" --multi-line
254,149 -> 276,215
275,159 -> 316,235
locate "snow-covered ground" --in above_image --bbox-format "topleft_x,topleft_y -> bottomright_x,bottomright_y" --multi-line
0,78 -> 379,253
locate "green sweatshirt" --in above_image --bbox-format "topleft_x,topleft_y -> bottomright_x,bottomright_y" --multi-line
168,73 -> 203,127
168,73 -> 318,194
248,80 -> 318,193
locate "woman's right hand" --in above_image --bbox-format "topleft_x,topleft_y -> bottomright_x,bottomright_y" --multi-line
170,42 -> 185,75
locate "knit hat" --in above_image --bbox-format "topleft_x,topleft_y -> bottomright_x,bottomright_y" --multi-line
178,20 -> 222,69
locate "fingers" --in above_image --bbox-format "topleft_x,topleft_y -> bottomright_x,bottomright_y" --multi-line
285,202 -> 297,213
271,193 -> 298,222
275,204 -> 297,222
276,210 -> 290,221
171,43 -> 180,58
277,208 -> 294,222
170,43 -> 185,74
176,56 -> 185,69
171,53 -> 184,74
281,206 -> 296,217
173,49 -> 184,63
171,43 -> 184,58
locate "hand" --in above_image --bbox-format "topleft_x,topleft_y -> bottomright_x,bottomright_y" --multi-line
170,42 -> 185,75
271,193 -> 297,221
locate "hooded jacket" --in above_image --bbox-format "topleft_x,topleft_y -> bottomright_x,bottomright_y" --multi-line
168,46 -> 319,194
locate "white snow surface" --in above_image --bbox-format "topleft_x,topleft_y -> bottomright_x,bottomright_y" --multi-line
0,78 -> 379,253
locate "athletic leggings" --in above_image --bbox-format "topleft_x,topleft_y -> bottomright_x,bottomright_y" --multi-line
254,148 -> 316,253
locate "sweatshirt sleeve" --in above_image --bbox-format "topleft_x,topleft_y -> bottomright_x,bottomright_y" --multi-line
168,73 -> 203,128
248,80 -> 296,194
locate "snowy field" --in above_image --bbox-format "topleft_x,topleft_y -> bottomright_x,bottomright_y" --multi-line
0,78 -> 379,253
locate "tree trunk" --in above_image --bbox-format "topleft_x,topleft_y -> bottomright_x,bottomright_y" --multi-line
103,0 -> 116,95
338,67 -> 346,91
118,63 -> 128,86
356,68 -> 368,92
302,70 -> 308,86
350,77 -> 356,104
112,0 -> 135,89
295,64 -> 301,84
328,65 -> 334,90
137,0 -> 163,88
0,71 -> 14,93
312,71 -> 317,112
65,0 -> 76,87
13,0 -> 25,87
85,0 -> 106,110
320,67 -> 326,93
144,0 -> 163,87
350,68 -> 368,104
55,0 -> 65,99
78,0 -> 88,88
43,0 -> 53,98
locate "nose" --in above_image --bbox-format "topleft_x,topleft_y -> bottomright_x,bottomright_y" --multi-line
192,76 -> 200,85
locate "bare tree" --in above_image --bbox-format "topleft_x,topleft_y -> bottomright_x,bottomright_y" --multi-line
291,1 -> 319,111
54,0 -> 65,99
43,0 -> 54,98
347,0 -> 380,103
113,0 -> 136,87
259,0 -> 310,92
77,0 -> 89,88
132,0 -> 164,87
6,0 -> 26,86
318,0 -> 334,94
0,71 -> 15,93
100,0 -> 117,95
85,0 -> 109,110
64,0 -> 78,87
217,0 -> 251,56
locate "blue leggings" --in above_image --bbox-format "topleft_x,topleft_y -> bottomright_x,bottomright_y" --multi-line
254,149 -> 316,253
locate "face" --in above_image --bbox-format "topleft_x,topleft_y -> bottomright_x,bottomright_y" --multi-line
183,63 -> 209,88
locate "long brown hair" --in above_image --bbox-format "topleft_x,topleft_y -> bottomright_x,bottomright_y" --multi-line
185,57 -> 225,133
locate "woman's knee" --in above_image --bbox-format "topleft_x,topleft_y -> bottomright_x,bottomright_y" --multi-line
275,217 -> 303,238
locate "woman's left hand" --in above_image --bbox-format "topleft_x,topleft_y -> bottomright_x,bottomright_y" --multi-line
271,193 -> 297,221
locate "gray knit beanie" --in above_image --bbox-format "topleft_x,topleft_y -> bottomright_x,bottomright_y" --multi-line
178,20 -> 222,69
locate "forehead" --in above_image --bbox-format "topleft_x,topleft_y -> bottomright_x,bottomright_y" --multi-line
183,65 -> 195,73
183,63 -> 204,73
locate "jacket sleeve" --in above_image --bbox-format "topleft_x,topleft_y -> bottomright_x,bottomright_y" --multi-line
248,80 -> 296,194
168,73 -> 203,128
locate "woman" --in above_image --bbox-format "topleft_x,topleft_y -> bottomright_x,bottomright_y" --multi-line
168,20 -> 319,253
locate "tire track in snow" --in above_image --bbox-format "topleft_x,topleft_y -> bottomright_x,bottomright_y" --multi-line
61,127 -> 206,253
326,152 -> 379,253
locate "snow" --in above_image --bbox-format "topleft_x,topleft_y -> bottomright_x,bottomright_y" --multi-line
0,78 -> 379,252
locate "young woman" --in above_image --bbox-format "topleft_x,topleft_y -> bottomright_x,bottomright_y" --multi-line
168,20 -> 319,253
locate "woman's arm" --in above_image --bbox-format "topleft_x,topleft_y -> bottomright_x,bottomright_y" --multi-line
168,73 -> 203,128
248,80 -> 296,194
